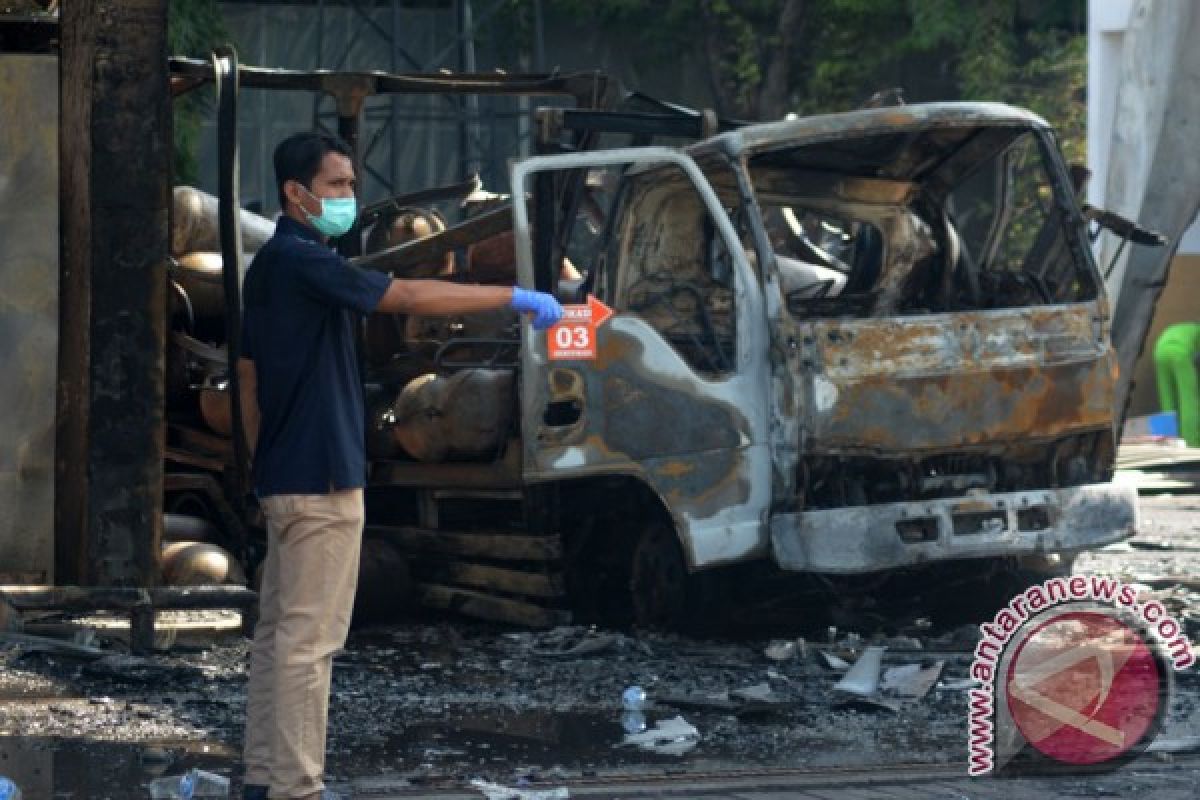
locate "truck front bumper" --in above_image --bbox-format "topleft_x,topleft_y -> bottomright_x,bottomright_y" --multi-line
769,483 -> 1138,574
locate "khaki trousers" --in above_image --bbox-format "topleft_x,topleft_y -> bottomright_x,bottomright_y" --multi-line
243,489 -> 364,798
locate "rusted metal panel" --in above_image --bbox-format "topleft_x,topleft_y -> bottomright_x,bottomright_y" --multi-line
771,484 -> 1138,573
0,54 -> 57,584
802,305 -> 1115,452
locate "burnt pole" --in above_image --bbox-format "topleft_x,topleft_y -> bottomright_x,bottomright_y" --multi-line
58,0 -> 169,587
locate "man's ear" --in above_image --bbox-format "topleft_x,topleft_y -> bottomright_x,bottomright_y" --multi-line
283,179 -> 307,211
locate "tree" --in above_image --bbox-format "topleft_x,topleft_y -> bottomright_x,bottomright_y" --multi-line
696,0 -> 807,119
546,0 -> 1086,157
542,0 -> 809,119
168,0 -> 229,184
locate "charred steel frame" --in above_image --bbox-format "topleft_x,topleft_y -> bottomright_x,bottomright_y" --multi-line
168,47 -> 755,510
167,48 -> 618,565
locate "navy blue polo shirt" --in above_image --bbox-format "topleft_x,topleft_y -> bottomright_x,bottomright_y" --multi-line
241,216 -> 391,497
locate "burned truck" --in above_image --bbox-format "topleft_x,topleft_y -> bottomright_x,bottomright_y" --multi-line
165,78 -> 1140,629
343,102 -> 1138,628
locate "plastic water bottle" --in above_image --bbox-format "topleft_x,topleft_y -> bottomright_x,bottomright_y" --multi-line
621,685 -> 646,711
0,776 -> 22,800
621,710 -> 647,734
146,768 -> 230,799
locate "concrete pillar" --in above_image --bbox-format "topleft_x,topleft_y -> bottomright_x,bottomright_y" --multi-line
57,0 -> 169,585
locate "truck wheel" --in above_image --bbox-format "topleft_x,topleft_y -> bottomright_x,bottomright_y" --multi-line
630,522 -> 691,630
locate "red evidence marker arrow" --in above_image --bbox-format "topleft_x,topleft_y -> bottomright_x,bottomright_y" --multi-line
547,295 -> 614,360
588,294 -> 614,328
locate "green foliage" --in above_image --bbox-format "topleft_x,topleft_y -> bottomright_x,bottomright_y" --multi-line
1006,29 -> 1087,165
545,0 -> 1086,159
168,0 -> 230,185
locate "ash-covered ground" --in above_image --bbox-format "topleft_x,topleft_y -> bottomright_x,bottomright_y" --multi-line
1,495 -> 1199,798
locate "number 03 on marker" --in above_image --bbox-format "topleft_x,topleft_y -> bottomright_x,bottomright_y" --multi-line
546,295 -> 614,361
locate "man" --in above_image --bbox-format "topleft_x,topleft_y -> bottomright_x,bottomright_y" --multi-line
238,132 -> 562,800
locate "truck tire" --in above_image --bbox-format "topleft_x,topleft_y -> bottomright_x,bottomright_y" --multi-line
630,522 -> 695,630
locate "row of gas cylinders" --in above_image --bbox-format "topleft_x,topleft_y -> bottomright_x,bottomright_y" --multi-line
169,186 -> 522,461
161,513 -> 412,624
186,365 -> 514,465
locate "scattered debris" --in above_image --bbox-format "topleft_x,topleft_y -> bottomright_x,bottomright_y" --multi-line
530,628 -> 619,659
1,495 -> 1198,791
831,646 -> 903,712
0,631 -> 108,659
879,635 -> 923,651
1147,735 -> 1200,754
469,779 -> 569,800
729,682 -> 781,704
619,715 -> 700,756
764,638 -> 807,661
146,767 -> 229,798
833,646 -> 886,698
879,662 -> 944,699
818,650 -> 851,671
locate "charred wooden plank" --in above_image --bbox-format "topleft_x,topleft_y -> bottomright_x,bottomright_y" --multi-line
165,447 -> 225,473
370,526 -> 562,561
417,583 -> 570,627
415,561 -> 565,599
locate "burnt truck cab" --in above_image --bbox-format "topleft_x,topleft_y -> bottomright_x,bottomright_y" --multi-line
513,103 -> 1136,603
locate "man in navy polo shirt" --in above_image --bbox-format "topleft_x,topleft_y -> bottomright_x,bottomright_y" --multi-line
238,132 -> 561,800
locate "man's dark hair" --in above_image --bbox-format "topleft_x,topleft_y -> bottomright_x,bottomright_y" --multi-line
273,132 -> 353,209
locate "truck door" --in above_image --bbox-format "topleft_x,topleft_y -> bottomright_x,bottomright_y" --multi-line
511,148 -> 773,569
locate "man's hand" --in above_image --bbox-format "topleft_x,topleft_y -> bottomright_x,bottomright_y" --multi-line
510,287 -> 564,330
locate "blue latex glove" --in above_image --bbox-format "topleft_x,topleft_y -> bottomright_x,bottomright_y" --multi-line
510,287 -> 564,330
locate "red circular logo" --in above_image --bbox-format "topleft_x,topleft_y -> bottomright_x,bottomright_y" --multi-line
1005,610 -> 1163,765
